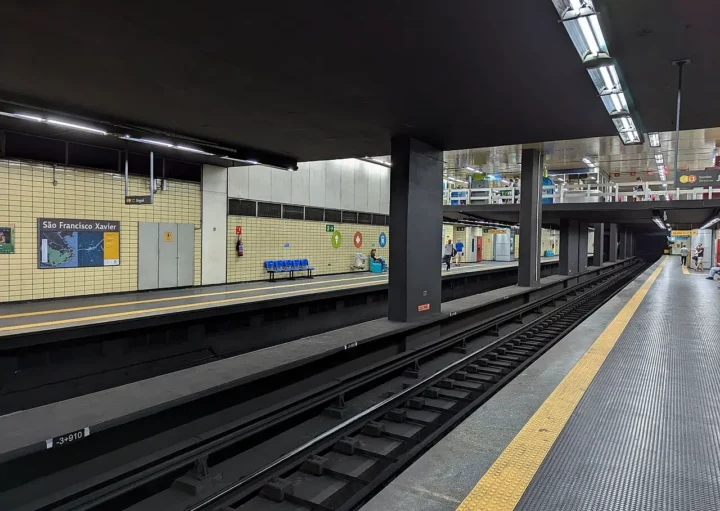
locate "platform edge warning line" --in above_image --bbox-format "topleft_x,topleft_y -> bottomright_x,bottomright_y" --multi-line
455,256 -> 668,511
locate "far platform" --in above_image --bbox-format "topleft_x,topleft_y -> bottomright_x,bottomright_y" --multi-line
0,258 -> 557,341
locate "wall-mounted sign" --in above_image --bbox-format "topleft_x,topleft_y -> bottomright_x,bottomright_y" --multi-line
125,195 -> 152,205
456,227 -> 466,231
676,168 -> 720,189
487,229 -> 508,235
378,232 -> 387,248
418,303 -> 430,312
326,224 -> 335,232
353,231 -> 363,248
613,173 -> 620,177
163,231 -> 173,242
38,218 -> 120,268
235,226 -> 242,235
331,231 -> 342,248
671,230 -> 692,237
0,226 -> 14,254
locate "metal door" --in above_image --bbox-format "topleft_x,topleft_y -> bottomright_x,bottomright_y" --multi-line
158,223 -> 178,288
138,222 -> 159,290
177,223 -> 195,286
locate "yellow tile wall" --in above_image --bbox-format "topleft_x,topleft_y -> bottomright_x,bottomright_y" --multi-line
0,160 -> 201,302
227,216 -> 390,282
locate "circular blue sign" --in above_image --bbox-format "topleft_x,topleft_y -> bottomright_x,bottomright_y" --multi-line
379,232 -> 387,248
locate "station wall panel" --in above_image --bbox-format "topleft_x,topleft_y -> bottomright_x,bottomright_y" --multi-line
0,159 -> 201,302
226,215 -> 390,283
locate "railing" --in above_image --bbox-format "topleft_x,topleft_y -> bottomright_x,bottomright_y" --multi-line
444,181 -> 720,205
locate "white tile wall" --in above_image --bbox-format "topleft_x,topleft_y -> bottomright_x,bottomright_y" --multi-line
228,158 -> 390,214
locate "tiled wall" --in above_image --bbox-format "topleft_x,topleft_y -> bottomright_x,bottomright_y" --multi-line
227,216 -> 389,283
0,160 -> 201,302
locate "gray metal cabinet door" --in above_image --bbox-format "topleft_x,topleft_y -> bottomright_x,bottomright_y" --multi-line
138,222 -> 159,290
158,223 -> 178,288
177,223 -> 195,287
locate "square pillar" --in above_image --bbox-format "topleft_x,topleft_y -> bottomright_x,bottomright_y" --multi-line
618,227 -> 627,259
560,218 -> 580,275
608,223 -> 618,262
578,222 -> 589,272
593,223 -> 605,267
388,136 -> 443,322
518,149 -> 542,287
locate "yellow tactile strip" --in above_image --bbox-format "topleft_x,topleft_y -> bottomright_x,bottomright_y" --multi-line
456,256 -> 668,511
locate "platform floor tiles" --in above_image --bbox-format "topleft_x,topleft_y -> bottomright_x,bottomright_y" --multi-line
363,256 -> 720,511
0,258 -> 557,336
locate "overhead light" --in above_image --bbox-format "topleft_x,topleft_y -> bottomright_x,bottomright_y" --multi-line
582,157 -> 592,165
46,119 -> 108,135
610,93 -> 624,113
359,157 -> 392,168
653,217 -> 666,230
0,112 -> 44,122
662,183 -> 668,187
700,217 -> 720,230
655,154 -> 664,164
221,156 -> 259,165
122,135 -> 174,148
648,132 -> 660,147
176,145 -> 214,155
618,93 -> 628,110
599,66 -> 615,91
578,16 -> 600,56
464,166 -> 482,173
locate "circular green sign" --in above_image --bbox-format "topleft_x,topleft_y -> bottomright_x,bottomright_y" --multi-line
331,231 -> 342,248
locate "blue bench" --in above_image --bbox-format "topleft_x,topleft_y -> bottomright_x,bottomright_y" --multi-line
265,258 -> 315,281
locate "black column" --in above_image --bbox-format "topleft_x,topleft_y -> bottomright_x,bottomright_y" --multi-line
629,232 -> 635,257
608,223 -> 618,262
618,227 -> 627,259
388,135 -> 443,322
560,218 -> 580,275
593,223 -> 605,267
518,149 -> 542,287
578,222 -> 589,272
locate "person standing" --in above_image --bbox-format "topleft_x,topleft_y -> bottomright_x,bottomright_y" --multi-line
680,243 -> 688,266
443,239 -> 453,271
696,243 -> 705,272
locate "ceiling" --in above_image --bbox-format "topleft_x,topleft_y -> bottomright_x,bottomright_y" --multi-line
444,127 -> 720,183
443,200 -> 720,231
0,0 -> 713,164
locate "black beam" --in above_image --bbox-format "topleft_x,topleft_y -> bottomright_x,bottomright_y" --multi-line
518,149 -> 542,287
593,223 -> 605,267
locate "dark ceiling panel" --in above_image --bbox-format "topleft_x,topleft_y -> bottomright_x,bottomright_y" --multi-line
0,1 -> 616,161
598,0 -> 720,134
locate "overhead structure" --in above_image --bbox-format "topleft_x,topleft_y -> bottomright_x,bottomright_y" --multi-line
554,0 -> 644,146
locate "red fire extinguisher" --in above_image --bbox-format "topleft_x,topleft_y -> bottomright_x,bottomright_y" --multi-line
236,236 -> 244,257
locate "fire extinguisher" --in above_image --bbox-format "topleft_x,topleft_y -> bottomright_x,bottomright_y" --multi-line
236,236 -> 244,257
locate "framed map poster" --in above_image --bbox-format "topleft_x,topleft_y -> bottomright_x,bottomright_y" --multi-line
37,218 -> 120,269
0,226 -> 13,254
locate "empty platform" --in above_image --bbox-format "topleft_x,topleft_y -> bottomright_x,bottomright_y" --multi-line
364,255 -> 720,511
0,258 -> 556,339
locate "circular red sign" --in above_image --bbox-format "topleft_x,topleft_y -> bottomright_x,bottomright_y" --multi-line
353,231 -> 363,248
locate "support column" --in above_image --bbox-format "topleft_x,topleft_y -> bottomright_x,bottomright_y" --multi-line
388,136 -> 443,322
629,232 -> 635,257
578,222 -> 589,272
618,227 -> 627,259
560,218 -> 580,275
201,164 -> 228,285
518,149 -> 542,287
608,223 -> 618,262
593,223 -> 605,267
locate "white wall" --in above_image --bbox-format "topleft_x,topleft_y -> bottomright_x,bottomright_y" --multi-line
228,158 -> 390,214
201,164 -> 228,285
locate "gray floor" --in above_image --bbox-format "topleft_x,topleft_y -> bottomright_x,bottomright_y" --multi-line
516,256 -> 720,511
0,258 -> 557,337
361,258 -> 663,511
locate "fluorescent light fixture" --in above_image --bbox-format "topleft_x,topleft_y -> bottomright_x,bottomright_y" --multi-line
359,157 -> 392,168
621,117 -> 631,130
122,135 -> 174,148
568,0 -> 582,9
46,119 -> 108,135
648,132 -> 660,147
653,217 -> 666,230
618,92 -> 628,109
608,65 -> 620,85
657,165 -> 665,173
662,183 -> 668,187
588,15 -> 607,50
700,217 -> 720,230
610,93 -> 623,112
464,166 -> 482,173
599,66 -> 615,90
582,157 -> 592,165
655,154 -> 664,164
578,16 -> 600,56
176,145 -> 214,155
221,156 -> 259,165
13,113 -> 44,122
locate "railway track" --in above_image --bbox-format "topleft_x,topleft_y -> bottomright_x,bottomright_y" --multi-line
1,260 -> 645,511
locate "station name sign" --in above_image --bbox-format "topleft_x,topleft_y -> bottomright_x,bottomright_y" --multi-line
40,220 -> 120,231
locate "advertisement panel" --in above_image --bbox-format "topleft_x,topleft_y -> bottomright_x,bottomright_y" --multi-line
37,218 -> 120,269
675,168 -> 720,189
0,226 -> 14,254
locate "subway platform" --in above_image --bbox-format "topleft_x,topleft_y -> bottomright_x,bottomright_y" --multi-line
363,255 -> 720,511
0,258 -> 555,339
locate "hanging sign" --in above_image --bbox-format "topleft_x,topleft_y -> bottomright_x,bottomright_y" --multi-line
675,168 -> 720,189
38,218 -> 120,268
125,196 -> 152,205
